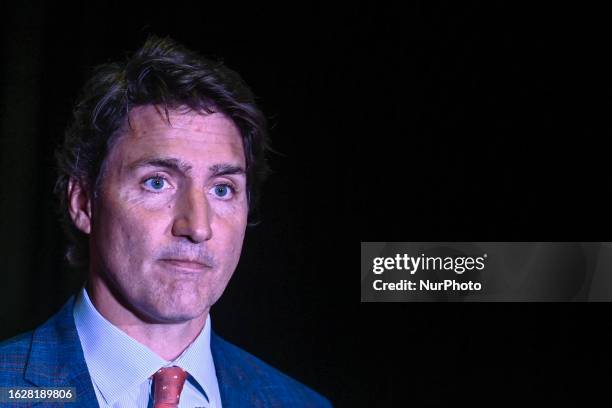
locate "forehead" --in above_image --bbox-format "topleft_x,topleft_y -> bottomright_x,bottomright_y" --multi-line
110,105 -> 245,168
128,105 -> 240,137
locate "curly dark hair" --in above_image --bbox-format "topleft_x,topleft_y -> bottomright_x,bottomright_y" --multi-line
54,35 -> 270,268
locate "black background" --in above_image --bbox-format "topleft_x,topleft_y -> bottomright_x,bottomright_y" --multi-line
359,2 -> 612,407
2,1 -> 612,407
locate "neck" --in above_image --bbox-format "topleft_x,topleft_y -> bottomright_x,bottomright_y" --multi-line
86,278 -> 208,361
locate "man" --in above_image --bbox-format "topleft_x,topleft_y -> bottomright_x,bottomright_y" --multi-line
0,36 -> 331,407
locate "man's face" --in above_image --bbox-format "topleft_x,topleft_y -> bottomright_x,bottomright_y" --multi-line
88,105 -> 248,323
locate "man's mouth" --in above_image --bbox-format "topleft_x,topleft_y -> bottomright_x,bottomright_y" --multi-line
159,259 -> 210,272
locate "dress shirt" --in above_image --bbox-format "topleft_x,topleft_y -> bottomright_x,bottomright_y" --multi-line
73,286 -> 222,407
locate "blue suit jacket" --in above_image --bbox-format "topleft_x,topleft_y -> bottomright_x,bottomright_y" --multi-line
0,296 -> 331,407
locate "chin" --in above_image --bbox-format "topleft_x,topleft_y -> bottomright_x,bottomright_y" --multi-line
160,299 -> 209,321
149,307 -> 203,324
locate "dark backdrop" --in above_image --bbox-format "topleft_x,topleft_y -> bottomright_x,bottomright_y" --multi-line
358,2 -> 612,407
3,1 -> 612,407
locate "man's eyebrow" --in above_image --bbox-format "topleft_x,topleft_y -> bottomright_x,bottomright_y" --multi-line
128,157 -> 192,173
209,163 -> 246,177
128,158 -> 245,177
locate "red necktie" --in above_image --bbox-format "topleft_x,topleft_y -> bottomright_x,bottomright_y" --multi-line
152,366 -> 188,408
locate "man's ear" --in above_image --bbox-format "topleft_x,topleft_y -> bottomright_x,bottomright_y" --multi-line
67,177 -> 93,234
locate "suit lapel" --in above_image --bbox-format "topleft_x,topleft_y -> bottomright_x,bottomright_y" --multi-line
24,296 -> 99,407
211,331 -> 266,407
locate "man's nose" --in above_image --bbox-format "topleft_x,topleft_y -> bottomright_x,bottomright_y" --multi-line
171,186 -> 212,243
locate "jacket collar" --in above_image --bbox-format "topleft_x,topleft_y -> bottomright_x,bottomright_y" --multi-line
23,295 -> 266,408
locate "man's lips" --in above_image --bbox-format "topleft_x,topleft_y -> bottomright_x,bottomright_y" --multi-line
159,259 -> 210,271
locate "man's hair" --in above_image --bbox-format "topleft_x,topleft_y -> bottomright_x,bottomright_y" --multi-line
54,35 -> 270,268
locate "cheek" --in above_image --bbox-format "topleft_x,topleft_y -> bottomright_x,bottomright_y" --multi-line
95,195 -> 167,265
224,224 -> 246,262
210,193 -> 248,228
211,205 -> 247,261
210,194 -> 248,219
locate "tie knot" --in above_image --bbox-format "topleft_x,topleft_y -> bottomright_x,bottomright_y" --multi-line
153,366 -> 188,408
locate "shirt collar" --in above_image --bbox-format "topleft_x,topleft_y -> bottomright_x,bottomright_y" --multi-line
172,307 -> 217,403
73,286 -> 214,406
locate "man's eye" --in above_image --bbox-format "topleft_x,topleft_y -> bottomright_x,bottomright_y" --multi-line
211,184 -> 234,199
143,176 -> 170,191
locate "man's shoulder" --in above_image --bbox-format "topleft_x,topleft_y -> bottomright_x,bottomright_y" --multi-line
0,296 -> 80,388
0,330 -> 35,386
211,333 -> 332,407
